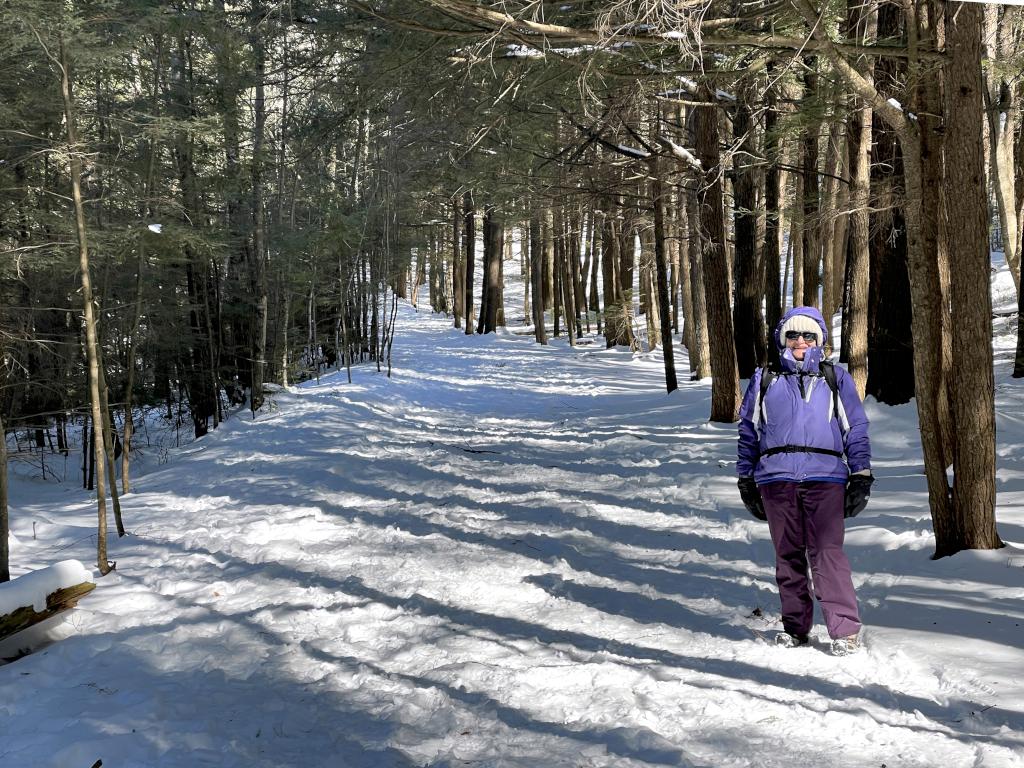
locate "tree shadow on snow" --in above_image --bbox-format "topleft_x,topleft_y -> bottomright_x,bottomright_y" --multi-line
118,535 -> 1024,755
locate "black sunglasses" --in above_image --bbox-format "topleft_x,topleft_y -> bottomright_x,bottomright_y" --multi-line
784,330 -> 818,342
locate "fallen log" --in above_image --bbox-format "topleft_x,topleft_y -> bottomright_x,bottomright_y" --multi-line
0,560 -> 96,645
0,582 -> 96,643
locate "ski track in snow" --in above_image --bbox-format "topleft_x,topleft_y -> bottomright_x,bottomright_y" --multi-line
2,304 -> 1024,768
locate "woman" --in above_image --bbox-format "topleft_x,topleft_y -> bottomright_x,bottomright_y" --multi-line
736,307 -> 874,656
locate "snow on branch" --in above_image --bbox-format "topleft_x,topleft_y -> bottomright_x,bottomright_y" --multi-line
615,143 -> 652,160
656,135 -> 702,171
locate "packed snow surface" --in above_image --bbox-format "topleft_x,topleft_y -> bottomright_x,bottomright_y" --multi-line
2,301 -> 1024,767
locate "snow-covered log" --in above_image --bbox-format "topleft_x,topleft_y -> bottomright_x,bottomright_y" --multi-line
0,560 -> 95,644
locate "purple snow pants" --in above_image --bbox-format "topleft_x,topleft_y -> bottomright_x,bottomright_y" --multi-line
760,481 -> 861,639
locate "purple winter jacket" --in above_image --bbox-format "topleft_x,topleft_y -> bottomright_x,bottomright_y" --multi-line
737,307 -> 871,485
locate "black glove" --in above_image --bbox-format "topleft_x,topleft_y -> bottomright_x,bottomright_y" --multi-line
844,474 -> 875,518
738,476 -> 767,521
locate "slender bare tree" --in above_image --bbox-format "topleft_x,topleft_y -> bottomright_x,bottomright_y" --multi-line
59,35 -> 113,575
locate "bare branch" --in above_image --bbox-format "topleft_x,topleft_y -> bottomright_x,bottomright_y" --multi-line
415,0 -> 943,59
789,0 -> 911,135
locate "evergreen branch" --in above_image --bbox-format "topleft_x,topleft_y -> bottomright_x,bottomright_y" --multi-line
415,0 -> 945,60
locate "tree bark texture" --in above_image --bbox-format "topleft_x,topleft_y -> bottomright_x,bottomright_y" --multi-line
763,74 -> 784,342
798,0 -> 953,537
790,166 -> 804,308
464,192 -> 475,335
915,0 -> 955,469
558,209 -> 577,345
652,165 -> 678,392
732,87 -> 766,377
940,1 -> 1003,555
866,115 -> 915,405
843,0 -> 877,395
985,5 -> 1022,293
0,412 -> 8,582
60,37 -> 112,576
480,206 -> 502,334
453,197 -> 464,328
846,100 -> 872,395
250,23 -> 269,416
694,94 -> 740,421
601,197 -> 632,347
685,190 -> 711,379
530,212 -> 547,343
801,62 -> 822,309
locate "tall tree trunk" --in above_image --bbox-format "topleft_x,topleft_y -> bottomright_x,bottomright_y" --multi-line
249,19 -> 269,416
941,1 -> 1003,555
820,119 -> 845,341
96,348 -> 124,537
985,6 -> 1022,293
530,211 -> 547,343
464,192 -> 475,335
548,209 -> 561,338
476,218 -> 491,335
589,210 -> 601,333
763,73 -> 784,338
846,100 -> 872,396
601,195 -> 632,347
60,37 -> 112,576
452,196 -> 464,328
676,188 -> 695,358
640,227 -> 658,348
791,162 -> 805,307
213,0 -> 249,403
570,210 -> 586,329
1015,264 -> 1024,377
0,412 -> 8,582
410,246 -> 425,308
171,31 -> 217,438
694,92 -> 740,421
867,113 -> 915,405
844,0 -> 876,395
497,226 -> 507,327
569,211 -> 584,334
123,36 -> 162,494
830,126 -> 851,337
652,162 -> 678,392
915,0 -> 955,470
543,209 -> 555,313
480,206 -> 502,334
802,62 -> 822,309
797,0 -> 952,543
558,209 -> 577,345
668,195 -> 681,334
280,290 -> 290,387
618,205 -> 637,349
732,86 -> 765,377
866,3 -> 915,406
686,190 -> 711,379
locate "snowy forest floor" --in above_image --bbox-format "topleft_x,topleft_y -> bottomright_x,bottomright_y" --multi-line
2,298 -> 1024,767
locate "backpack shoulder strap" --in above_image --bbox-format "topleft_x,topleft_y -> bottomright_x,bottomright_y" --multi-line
820,360 -> 840,425
820,359 -> 837,392
757,365 -> 775,426
759,365 -> 775,398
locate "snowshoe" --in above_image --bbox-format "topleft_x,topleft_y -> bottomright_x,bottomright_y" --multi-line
830,634 -> 862,656
774,631 -> 810,648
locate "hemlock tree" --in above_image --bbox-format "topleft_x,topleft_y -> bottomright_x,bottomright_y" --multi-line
0,0 -> 1012,560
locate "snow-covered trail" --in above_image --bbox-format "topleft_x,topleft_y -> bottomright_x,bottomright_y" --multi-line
3,304 -> 1023,767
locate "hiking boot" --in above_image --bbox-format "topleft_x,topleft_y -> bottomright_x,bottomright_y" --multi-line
830,634 -> 862,656
775,631 -> 810,648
